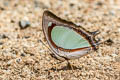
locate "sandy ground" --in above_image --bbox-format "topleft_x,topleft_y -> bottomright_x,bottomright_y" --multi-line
0,0 -> 119,80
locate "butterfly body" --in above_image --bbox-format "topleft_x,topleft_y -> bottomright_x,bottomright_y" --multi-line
42,10 -> 98,61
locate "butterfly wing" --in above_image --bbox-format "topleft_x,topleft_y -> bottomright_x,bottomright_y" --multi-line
42,10 -> 95,60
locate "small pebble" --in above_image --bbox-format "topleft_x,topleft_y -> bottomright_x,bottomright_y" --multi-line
109,10 -> 116,16
19,20 -> 30,29
69,3 -> 75,7
0,42 -> 3,45
16,58 -> 22,63
115,57 -> 120,62
0,34 -> 8,39
34,0 -> 48,9
11,20 -> 15,23
20,53 -> 25,57
105,39 -> 113,45
96,1 -> 103,6
0,7 -> 5,10
23,36 -> 30,39
3,1 -> 9,6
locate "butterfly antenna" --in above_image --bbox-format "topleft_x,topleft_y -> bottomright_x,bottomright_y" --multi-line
94,38 -> 111,47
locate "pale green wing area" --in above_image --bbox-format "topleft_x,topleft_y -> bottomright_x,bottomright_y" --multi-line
51,26 -> 91,49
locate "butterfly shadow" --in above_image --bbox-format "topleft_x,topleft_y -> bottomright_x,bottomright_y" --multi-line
45,64 -> 82,72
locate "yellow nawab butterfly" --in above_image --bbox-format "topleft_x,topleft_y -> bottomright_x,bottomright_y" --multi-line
42,10 -> 100,65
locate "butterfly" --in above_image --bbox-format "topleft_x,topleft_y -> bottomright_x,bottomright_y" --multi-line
42,10 -> 100,61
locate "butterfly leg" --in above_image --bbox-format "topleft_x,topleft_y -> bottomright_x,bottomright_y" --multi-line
67,60 -> 73,71
53,61 -> 63,71
90,30 -> 100,36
